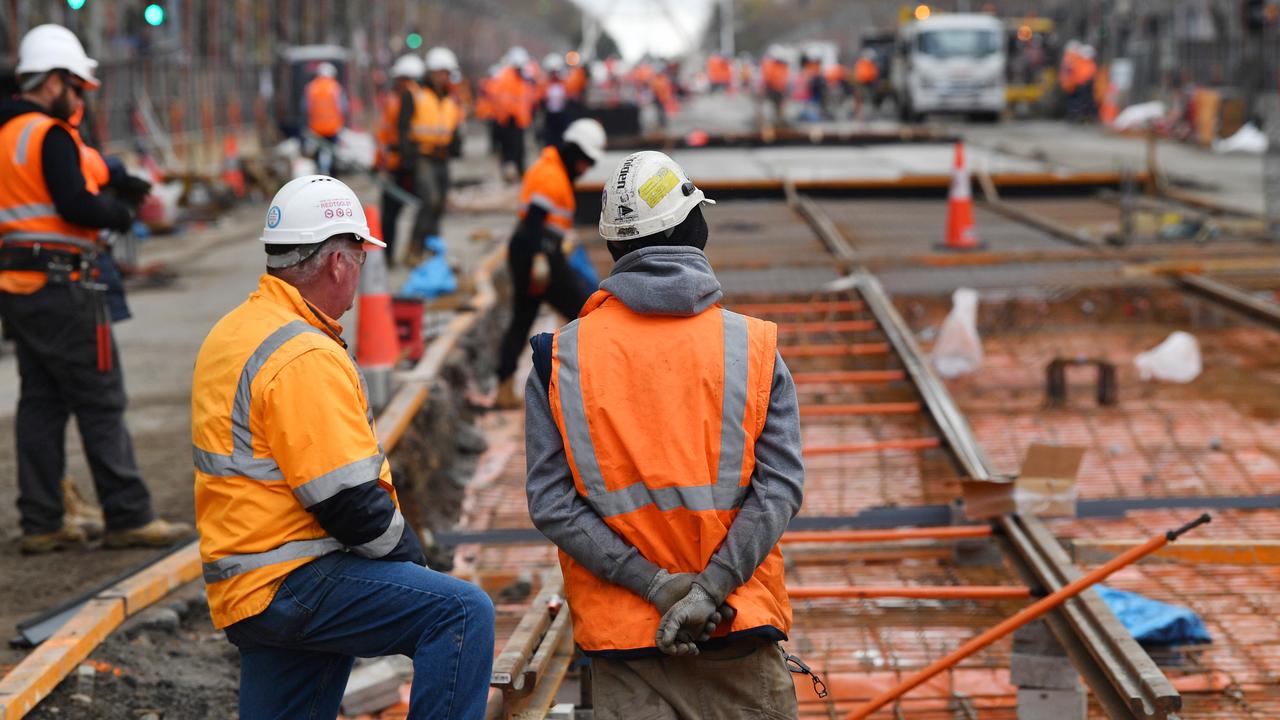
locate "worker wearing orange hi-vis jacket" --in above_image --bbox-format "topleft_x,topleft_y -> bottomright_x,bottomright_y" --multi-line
524,152 -> 805,717
194,175 -> 493,719
404,46 -> 464,263
303,62 -> 347,175
375,53 -> 425,264
494,47 -> 534,181
761,50 -> 790,125
1,24 -> 188,555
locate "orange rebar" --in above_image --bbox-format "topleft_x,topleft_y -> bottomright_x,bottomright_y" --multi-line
800,402 -> 921,417
805,437 -> 940,456
792,370 -> 906,385
784,343 -> 890,357
781,525 -> 993,544
779,320 -> 878,334
733,300 -> 865,315
844,514 -> 1212,720
787,585 -> 1031,601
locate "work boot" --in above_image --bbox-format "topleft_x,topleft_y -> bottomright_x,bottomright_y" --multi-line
63,477 -> 105,540
20,525 -> 90,555
103,519 -> 194,549
495,378 -> 522,410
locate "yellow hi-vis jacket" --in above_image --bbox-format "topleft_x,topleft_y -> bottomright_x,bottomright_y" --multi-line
192,274 -> 408,628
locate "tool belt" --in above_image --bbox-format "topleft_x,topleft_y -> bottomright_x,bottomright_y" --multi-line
0,245 -> 96,285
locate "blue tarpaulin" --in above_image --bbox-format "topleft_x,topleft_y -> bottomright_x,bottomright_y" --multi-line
568,245 -> 600,292
400,236 -> 457,299
1097,585 -> 1211,646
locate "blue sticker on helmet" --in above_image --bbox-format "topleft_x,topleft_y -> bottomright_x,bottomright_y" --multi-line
266,206 -> 282,228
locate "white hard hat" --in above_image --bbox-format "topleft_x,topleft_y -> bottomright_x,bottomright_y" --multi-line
317,62 -> 337,78
391,54 -> 426,79
599,151 -> 715,241
1078,44 -> 1096,59
426,46 -> 459,73
16,24 -> 100,89
506,46 -> 531,67
562,118 -> 607,163
542,53 -> 566,72
261,176 -> 383,261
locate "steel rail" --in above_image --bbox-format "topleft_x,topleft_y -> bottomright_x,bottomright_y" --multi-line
1176,273 -> 1280,330
791,194 -> 1180,720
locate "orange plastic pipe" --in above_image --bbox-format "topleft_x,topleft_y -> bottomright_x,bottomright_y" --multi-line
733,300 -> 864,315
792,370 -> 905,385
779,320 -> 878,334
788,585 -> 1031,600
805,437 -> 940,456
844,514 -> 1212,720
781,525 -> 992,544
784,343 -> 890,357
800,402 -> 921,417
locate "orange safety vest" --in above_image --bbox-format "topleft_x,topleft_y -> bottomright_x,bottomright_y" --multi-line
374,87 -> 406,171
854,57 -> 879,86
707,55 -> 732,85
763,59 -> 789,93
564,66 -> 588,100
548,291 -> 791,654
305,76 -> 345,137
0,112 -> 102,294
69,106 -> 110,192
494,67 -> 533,128
410,85 -> 462,153
518,146 -> 575,238
193,274 -> 405,629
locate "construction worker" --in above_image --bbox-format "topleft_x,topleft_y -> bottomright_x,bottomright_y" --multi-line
193,176 -> 494,719
524,151 -> 804,717
494,118 -> 606,408
374,53 -> 427,265
0,24 -> 190,553
403,46 -> 464,263
494,47 -> 534,181
539,53 -> 573,147
707,53 -> 732,93
853,49 -> 881,118
761,49 -> 790,126
303,62 -> 347,175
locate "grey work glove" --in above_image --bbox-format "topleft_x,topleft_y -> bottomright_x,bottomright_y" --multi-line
645,569 -> 696,615
655,583 -> 721,656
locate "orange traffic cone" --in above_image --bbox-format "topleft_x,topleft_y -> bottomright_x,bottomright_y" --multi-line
221,135 -> 246,198
1099,82 -> 1119,126
943,141 -> 981,251
357,204 -> 400,410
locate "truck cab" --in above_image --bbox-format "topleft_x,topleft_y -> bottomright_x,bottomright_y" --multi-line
893,13 -> 1006,123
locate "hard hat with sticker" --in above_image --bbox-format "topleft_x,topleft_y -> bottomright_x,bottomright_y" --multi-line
599,151 -> 714,242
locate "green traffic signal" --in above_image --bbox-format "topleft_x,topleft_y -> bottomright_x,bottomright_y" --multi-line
144,3 -> 165,26
406,33 -> 423,50
67,0 -> 88,9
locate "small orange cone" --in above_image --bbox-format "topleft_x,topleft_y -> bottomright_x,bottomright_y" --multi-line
1099,81 -> 1119,126
944,141 -> 981,250
357,204 -> 400,410
220,135 -> 246,198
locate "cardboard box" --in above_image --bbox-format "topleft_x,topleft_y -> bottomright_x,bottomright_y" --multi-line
962,444 -> 1084,520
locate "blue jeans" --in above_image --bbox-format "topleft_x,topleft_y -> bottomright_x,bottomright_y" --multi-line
224,552 -> 495,720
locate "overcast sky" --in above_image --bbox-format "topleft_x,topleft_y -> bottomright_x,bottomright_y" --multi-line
570,0 -> 715,60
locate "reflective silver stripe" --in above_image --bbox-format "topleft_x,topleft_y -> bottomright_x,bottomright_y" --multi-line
293,452 -> 385,508
351,510 -> 405,559
0,232 -> 99,252
555,320 -> 608,497
526,193 -> 574,219
193,446 -> 283,481
231,321 -> 324,455
14,119 -> 38,165
715,310 -> 750,496
202,537 -> 343,583
193,320 -> 324,479
556,315 -> 755,518
0,203 -> 57,225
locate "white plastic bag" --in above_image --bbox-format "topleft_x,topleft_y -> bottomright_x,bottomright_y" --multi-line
1212,123 -> 1268,155
1134,331 -> 1202,383
932,287 -> 983,378
1112,101 -> 1164,130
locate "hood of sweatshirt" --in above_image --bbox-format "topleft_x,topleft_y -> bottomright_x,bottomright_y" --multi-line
598,246 -> 723,317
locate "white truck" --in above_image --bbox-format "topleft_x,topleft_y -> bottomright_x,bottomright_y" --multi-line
892,13 -> 1006,123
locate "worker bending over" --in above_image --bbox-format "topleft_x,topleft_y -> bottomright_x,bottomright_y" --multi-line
193,176 -> 494,719
524,151 -> 805,718
0,24 -> 189,553
304,62 -> 347,176
495,118 -> 606,408
403,46 -> 463,263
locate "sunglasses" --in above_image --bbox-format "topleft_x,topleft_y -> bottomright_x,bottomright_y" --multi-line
60,72 -> 86,97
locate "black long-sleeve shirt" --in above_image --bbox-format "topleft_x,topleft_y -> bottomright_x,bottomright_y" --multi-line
0,99 -> 132,233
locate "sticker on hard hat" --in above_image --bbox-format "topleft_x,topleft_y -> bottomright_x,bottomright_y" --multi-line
319,198 -> 355,219
637,168 -> 679,208
266,206 -> 282,228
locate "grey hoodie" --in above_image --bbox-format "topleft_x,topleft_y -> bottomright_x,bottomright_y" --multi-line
524,246 -> 805,605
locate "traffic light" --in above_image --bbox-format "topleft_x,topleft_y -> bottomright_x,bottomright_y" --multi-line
406,32 -> 423,50
67,0 -> 87,9
144,3 -> 165,26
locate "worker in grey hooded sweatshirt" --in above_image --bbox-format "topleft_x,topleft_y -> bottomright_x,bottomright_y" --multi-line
523,151 -> 805,718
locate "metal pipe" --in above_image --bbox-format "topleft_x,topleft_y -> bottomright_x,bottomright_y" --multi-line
844,514 -> 1211,720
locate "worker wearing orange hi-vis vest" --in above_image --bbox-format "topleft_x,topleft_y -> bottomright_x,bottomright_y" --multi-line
404,47 -> 464,263
524,152 -> 804,717
494,47 -> 534,181
303,63 -> 347,175
194,176 -> 494,719
1,24 -> 188,555
375,53 -> 425,265
761,50 -> 790,125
